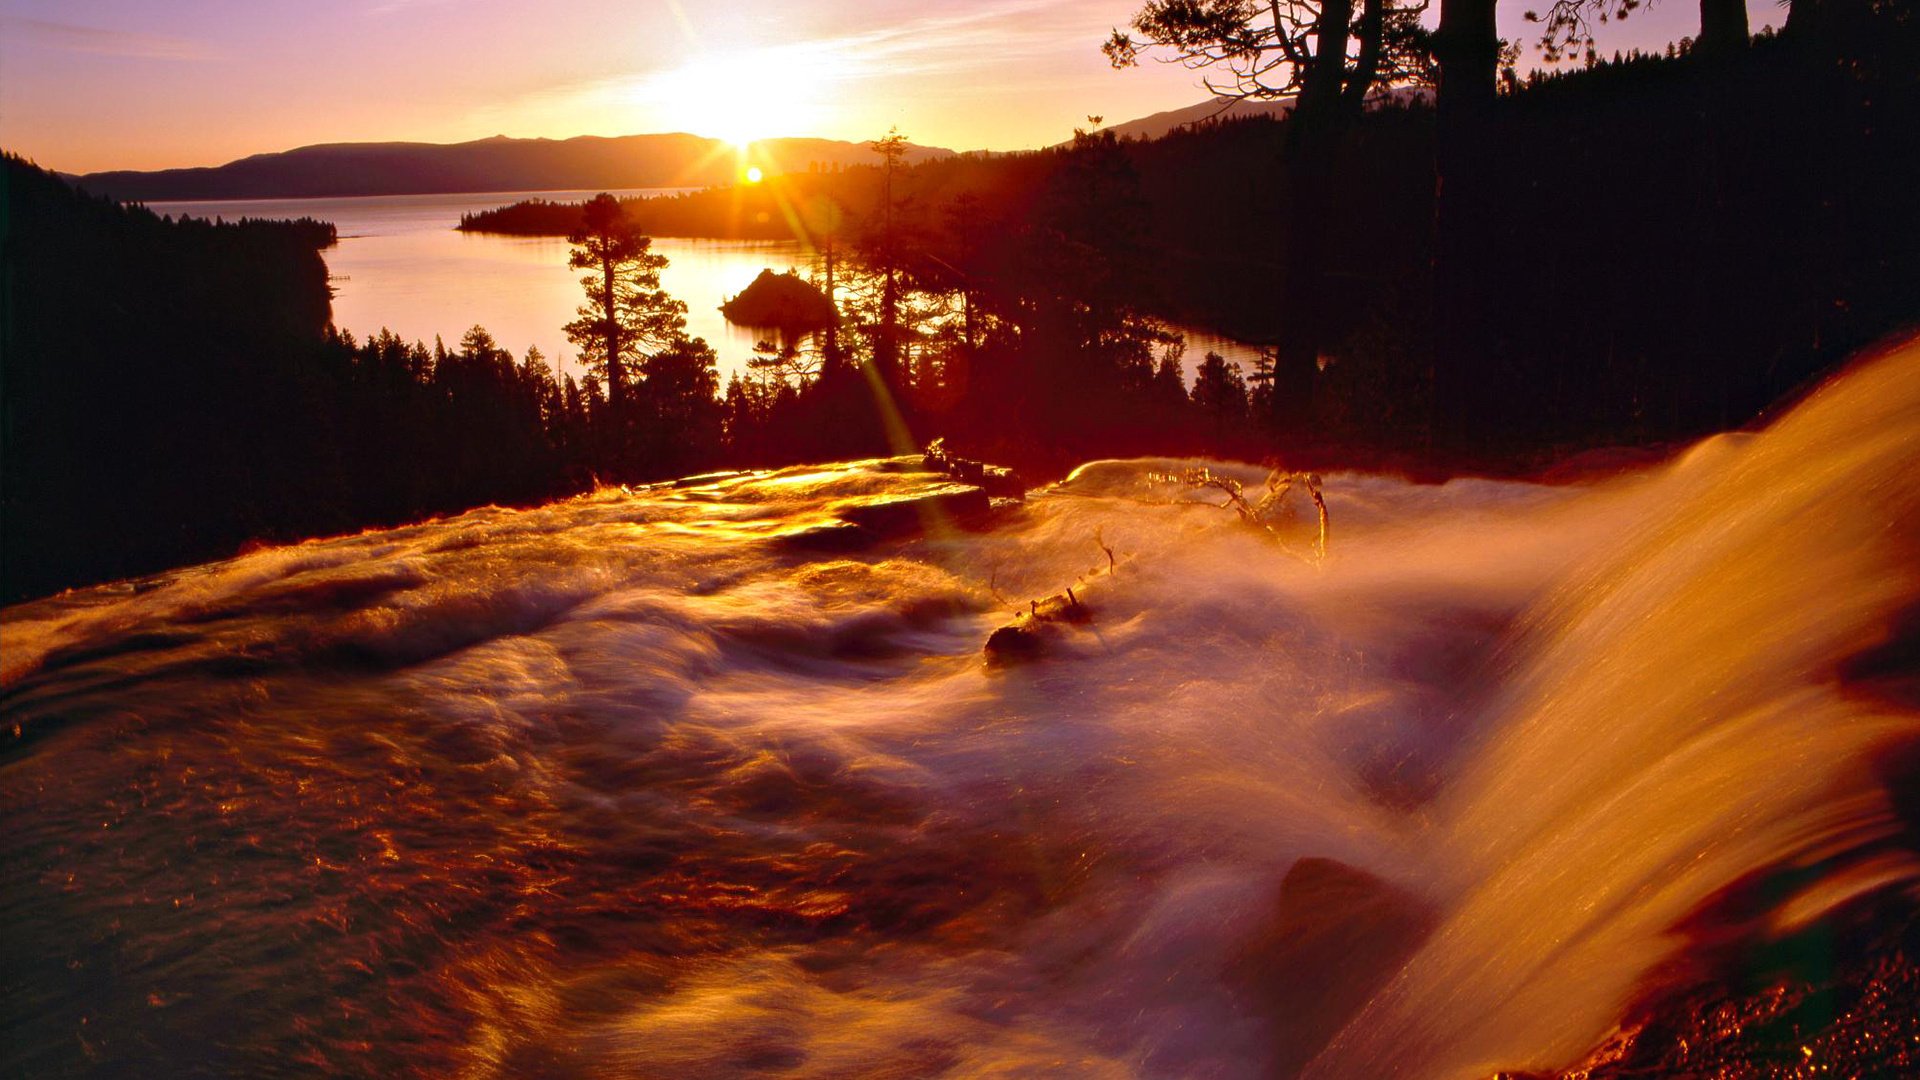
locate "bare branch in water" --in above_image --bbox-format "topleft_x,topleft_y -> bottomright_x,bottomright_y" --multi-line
1095,528 -> 1119,576
1147,467 -> 1329,562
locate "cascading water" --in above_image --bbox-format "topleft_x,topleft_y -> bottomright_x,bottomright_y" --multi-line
4,340 -> 1916,1079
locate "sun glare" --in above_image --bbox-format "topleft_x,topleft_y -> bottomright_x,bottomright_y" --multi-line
744,166 -> 764,183
640,48 -> 834,148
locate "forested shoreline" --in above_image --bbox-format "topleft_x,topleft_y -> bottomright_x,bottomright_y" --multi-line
6,10 -> 1917,604
464,24 -> 1917,454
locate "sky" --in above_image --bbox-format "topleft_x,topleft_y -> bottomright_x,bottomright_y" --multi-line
1,0 -> 1786,174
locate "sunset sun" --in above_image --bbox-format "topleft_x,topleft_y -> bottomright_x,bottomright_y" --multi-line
641,49 -> 833,147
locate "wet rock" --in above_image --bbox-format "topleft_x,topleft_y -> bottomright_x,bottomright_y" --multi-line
776,521 -> 876,553
776,485 -> 995,553
668,470 -> 754,489
983,587 -> 1092,663
1490,896 -> 1920,1080
1229,857 -> 1436,1078
869,455 -> 932,473
923,439 -> 1027,499
837,486 -> 992,537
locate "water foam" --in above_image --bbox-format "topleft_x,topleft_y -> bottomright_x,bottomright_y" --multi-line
4,341 -> 1917,1078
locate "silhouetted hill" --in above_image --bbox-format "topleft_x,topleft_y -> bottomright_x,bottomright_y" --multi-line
1100,97 -> 1298,141
1095,88 -> 1431,142
68,133 -> 956,201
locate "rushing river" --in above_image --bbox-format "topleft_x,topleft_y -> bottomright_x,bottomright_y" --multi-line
4,339 -> 1917,1078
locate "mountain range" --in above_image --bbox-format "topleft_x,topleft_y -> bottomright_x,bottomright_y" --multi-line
1093,86 -> 1432,143
61,92 -> 1436,203
1096,96 -> 1298,142
65,133 -> 956,202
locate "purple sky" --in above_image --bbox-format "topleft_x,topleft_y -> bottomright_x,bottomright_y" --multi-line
0,0 -> 1785,173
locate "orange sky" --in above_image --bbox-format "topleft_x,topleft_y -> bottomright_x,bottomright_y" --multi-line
0,0 -> 1782,174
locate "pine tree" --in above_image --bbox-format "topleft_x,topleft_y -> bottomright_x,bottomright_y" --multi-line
563,193 -> 686,407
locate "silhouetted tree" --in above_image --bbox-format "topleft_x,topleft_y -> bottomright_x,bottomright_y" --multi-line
799,191 -> 852,379
1190,351 -> 1251,428
563,193 -> 686,406
1106,0 -> 1433,438
866,128 -> 913,387
636,336 -> 724,474
1430,0 -> 1501,452
1104,0 -> 1432,126
1525,0 -> 1746,60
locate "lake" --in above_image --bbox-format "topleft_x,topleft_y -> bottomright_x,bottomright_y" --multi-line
147,190 -> 1268,385
148,190 -> 811,384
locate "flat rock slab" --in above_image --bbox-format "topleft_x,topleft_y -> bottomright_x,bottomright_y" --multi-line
836,486 -> 993,537
777,484 -> 996,553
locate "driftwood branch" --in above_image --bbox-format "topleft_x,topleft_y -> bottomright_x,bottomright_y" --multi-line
1148,466 -> 1330,562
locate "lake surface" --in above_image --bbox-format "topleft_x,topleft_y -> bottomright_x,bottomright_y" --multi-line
148,190 -> 1268,386
149,190 -> 812,384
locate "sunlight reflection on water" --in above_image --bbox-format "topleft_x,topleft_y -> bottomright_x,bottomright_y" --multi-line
148,190 -> 812,384
145,190 -> 1259,389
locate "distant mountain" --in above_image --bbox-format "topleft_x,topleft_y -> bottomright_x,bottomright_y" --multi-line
1100,97 -> 1298,142
1096,87 -> 1431,143
68,133 -> 955,202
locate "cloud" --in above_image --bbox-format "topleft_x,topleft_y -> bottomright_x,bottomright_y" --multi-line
802,0 -> 1114,79
0,17 -> 218,61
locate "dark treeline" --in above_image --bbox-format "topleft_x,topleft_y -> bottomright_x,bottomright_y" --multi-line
1,152 -> 721,602
4,158 -> 335,601
5,9 -> 1917,601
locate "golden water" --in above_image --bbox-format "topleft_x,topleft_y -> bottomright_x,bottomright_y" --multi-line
5,341 -> 1916,1077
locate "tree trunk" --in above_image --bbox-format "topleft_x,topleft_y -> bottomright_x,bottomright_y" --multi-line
601,252 -> 622,406
1300,0 -> 1355,126
878,270 -> 900,386
1435,0 -> 1498,120
1269,141 -> 1329,440
1343,0 -> 1389,118
822,241 -> 843,381
876,156 -> 900,388
1264,0 -> 1356,443
1784,0 -> 1816,36
1431,0 -> 1501,455
1696,0 -> 1749,55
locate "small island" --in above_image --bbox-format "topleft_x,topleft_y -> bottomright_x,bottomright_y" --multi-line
719,268 -> 836,332
458,187 -> 813,241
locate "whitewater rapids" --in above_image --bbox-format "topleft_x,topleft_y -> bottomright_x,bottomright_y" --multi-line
5,341 -> 1918,1079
